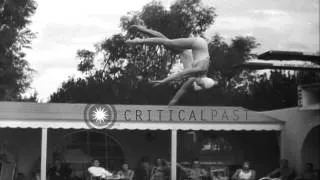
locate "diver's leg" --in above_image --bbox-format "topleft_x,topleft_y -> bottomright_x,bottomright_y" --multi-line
168,78 -> 195,106
126,37 -> 196,50
129,25 -> 168,39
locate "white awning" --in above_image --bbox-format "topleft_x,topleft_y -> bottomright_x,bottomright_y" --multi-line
0,102 -> 283,131
0,119 -> 282,130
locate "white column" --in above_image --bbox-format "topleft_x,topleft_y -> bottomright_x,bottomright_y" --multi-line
171,129 -> 177,180
41,128 -> 48,180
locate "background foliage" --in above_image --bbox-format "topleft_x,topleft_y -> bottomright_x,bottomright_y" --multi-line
46,0 -> 319,110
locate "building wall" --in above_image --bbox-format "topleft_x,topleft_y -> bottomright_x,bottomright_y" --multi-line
177,131 -> 280,178
47,129 -> 171,169
0,128 -> 171,179
262,108 -> 320,174
47,129 -> 279,176
301,125 -> 320,169
0,128 -> 281,179
112,130 -> 172,166
0,128 -> 41,179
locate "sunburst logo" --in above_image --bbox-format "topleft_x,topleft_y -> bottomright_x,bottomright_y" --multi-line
92,106 -> 109,124
84,104 -> 117,129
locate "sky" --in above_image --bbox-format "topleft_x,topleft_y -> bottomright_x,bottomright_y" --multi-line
23,0 -> 319,102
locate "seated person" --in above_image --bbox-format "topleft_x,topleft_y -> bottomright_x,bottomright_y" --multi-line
265,159 -> 295,180
178,159 -> 208,180
295,163 -> 318,180
33,170 -> 40,180
48,159 -> 72,180
232,161 -> 255,180
151,158 -> 170,180
133,157 -> 152,180
88,159 -> 113,179
118,163 -> 134,180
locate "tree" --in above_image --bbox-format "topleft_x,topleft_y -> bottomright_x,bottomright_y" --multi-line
51,0 -> 217,103
121,0 -> 216,38
243,71 -> 296,110
50,0 -> 319,111
50,0 -> 262,105
84,0 -> 217,88
0,0 -> 37,100
168,0 -> 216,38
18,91 -> 38,102
208,34 -> 260,90
118,0 -> 217,80
171,35 -> 261,106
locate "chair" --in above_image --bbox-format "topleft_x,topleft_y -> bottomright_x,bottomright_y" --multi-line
228,164 -> 241,179
210,166 -> 230,180
87,170 -> 102,180
90,176 -> 102,180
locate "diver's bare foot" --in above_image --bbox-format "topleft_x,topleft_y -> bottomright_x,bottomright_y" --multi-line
168,100 -> 177,106
125,38 -> 142,44
149,80 -> 164,87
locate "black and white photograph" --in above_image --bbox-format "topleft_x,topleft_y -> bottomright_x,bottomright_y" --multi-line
0,0 -> 319,180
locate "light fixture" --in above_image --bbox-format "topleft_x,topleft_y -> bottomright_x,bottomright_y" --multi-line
201,137 -> 232,152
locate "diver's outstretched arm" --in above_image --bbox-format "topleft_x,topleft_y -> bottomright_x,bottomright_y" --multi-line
126,37 -> 196,50
168,78 -> 195,106
129,25 -> 168,39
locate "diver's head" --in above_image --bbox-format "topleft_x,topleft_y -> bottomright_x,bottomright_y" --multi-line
243,161 -> 251,170
193,76 -> 217,91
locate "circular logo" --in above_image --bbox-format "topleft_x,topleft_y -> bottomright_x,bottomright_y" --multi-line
84,104 -> 117,129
